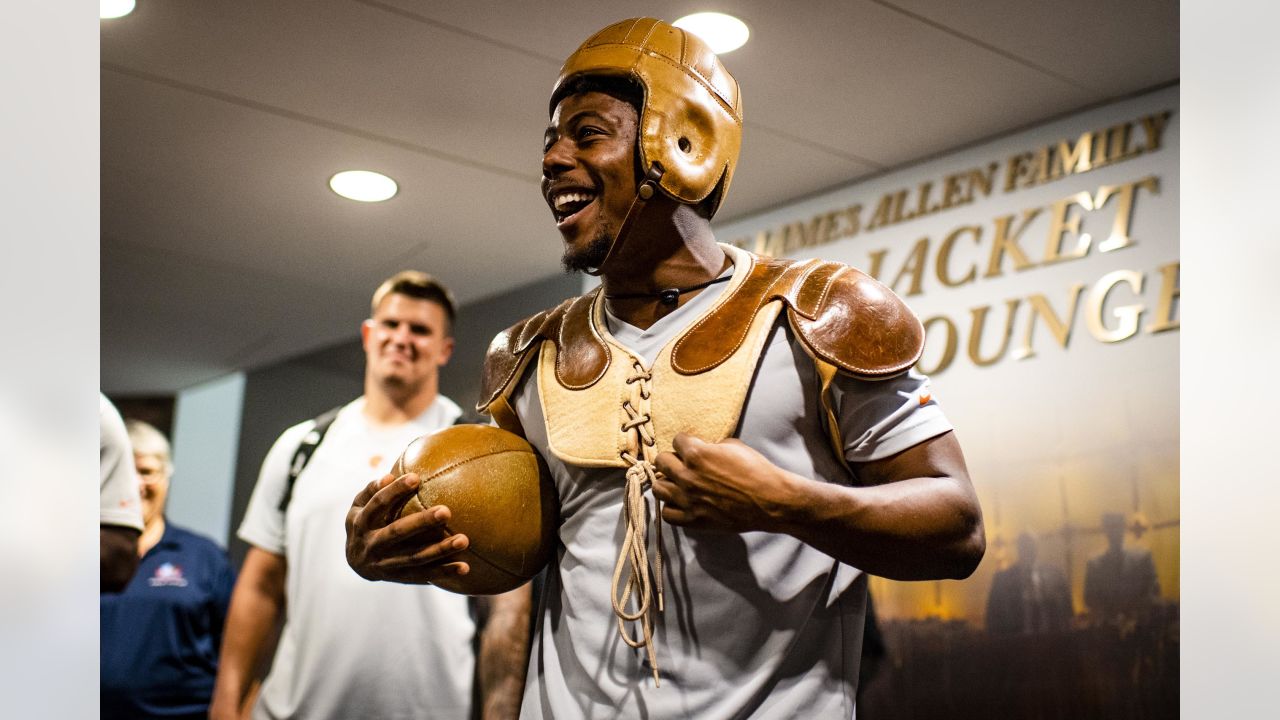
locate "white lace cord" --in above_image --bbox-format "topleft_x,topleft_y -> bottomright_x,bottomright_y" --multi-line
609,361 -> 666,685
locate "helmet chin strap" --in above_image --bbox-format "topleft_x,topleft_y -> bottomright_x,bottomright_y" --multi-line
584,163 -> 666,277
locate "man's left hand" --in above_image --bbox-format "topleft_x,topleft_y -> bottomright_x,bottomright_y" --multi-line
652,433 -> 796,533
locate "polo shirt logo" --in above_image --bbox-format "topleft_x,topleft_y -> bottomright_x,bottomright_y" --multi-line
148,562 -> 189,587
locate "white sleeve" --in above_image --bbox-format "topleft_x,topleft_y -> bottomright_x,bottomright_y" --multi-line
832,368 -> 953,463
236,421 -> 314,556
100,394 -> 143,531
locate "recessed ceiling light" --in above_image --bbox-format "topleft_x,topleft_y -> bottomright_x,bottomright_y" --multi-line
100,0 -> 136,19
673,12 -> 750,54
329,170 -> 398,203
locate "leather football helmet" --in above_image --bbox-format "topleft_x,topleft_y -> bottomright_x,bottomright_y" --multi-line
550,17 -> 743,217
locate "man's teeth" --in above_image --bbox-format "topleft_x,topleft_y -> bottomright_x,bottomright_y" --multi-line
553,192 -> 595,211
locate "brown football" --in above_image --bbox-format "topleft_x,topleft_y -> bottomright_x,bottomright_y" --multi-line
393,424 -> 557,595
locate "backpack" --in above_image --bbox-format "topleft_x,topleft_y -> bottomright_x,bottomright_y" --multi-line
276,405 -> 472,513
276,406 -> 343,512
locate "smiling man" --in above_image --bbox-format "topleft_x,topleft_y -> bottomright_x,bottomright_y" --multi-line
346,17 -> 985,719
212,271 -> 529,720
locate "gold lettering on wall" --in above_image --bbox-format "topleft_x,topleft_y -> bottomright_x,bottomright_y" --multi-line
984,209 -> 1041,278
1140,112 -> 1171,153
916,261 -> 1177,375
967,165 -> 998,199
728,111 -> 1173,259
1012,285 -> 1087,360
866,248 -> 889,281
1086,270 -> 1145,343
941,174 -> 968,209
719,106 -> 1177,377
918,315 -> 959,376
845,174 -> 1162,294
890,237 -> 930,297
1042,191 -> 1095,265
866,194 -> 895,231
1003,111 -> 1172,193
1095,176 -> 1159,252
1054,131 -> 1094,178
737,204 -> 864,257
936,225 -> 982,288
968,299 -> 1021,367
1146,262 -> 1180,333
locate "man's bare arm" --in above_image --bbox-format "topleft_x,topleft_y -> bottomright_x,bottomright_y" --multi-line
653,430 -> 985,580
788,431 -> 985,579
476,584 -> 532,720
100,525 -> 140,593
209,547 -> 287,720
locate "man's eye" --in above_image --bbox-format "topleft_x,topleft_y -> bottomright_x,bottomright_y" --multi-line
410,324 -> 430,336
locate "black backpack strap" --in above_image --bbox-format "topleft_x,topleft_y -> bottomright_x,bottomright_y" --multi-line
277,405 -> 343,512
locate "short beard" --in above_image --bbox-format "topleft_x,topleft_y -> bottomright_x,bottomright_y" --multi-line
376,372 -> 422,402
561,229 -> 614,273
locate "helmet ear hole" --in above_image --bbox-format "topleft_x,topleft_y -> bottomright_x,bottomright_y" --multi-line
553,18 -> 741,214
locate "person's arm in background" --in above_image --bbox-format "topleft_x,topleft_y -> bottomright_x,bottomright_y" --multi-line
212,417 -> 314,718
209,547 -> 239,680
475,584 -> 532,720
209,548 -> 286,720
100,394 -> 143,592
100,525 -> 140,592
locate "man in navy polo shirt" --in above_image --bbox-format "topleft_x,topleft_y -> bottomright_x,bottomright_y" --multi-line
101,420 -> 236,720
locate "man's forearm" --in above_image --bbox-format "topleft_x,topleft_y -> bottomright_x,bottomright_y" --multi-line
211,588 -> 282,713
774,431 -> 985,580
779,472 -> 985,580
477,583 -> 532,720
211,551 -> 286,719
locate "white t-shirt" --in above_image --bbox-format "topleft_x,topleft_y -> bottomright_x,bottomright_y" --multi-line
238,396 -> 477,720
514,276 -> 952,719
100,394 -> 143,532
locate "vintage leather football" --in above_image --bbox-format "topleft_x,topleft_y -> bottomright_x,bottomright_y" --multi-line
394,424 -> 557,595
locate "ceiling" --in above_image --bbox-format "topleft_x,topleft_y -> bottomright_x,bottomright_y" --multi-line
100,0 -> 1178,394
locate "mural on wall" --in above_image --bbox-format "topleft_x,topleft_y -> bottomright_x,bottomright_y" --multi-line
716,85 -> 1179,718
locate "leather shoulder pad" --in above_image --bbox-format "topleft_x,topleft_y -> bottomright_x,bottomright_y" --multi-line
476,290 -> 609,413
670,254 -> 800,374
783,261 -> 924,379
669,251 -> 921,378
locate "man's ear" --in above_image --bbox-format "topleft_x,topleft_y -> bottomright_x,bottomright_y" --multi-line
438,336 -> 455,366
360,319 -> 374,350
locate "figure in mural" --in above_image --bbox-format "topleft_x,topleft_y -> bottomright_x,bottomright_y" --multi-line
345,17 -> 985,719
1084,512 -> 1160,625
985,531 -> 1073,634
